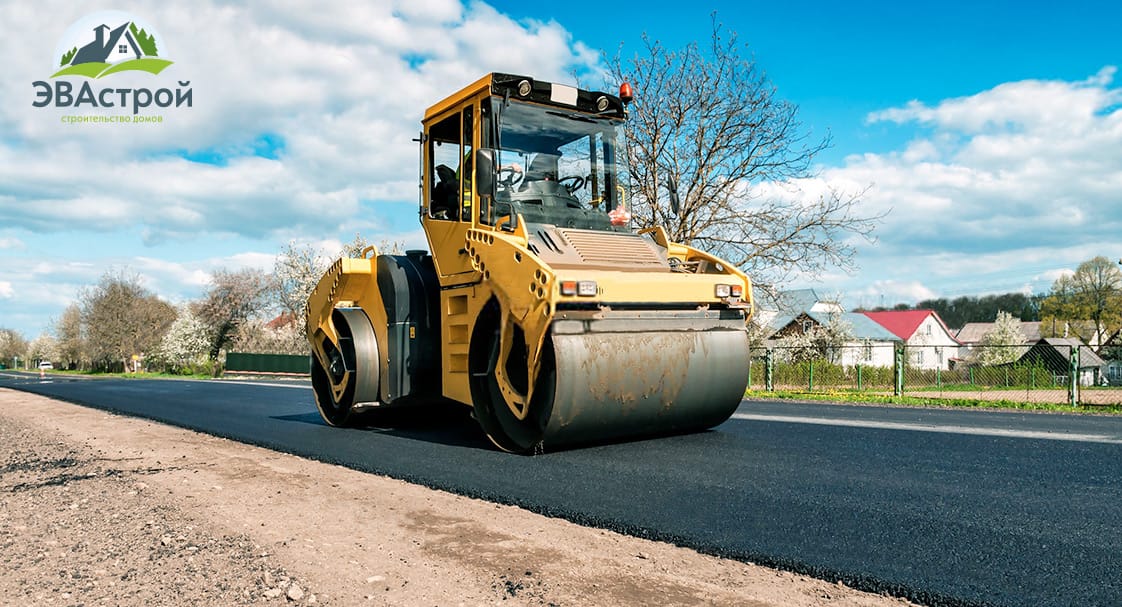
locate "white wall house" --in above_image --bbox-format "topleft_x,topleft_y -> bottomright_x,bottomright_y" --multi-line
861,310 -> 961,371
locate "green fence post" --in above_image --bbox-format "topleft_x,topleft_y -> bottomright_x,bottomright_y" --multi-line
936,367 -> 942,389
1069,345 -> 1080,407
808,360 -> 815,391
894,344 -> 904,397
765,349 -> 774,392
969,366 -> 974,387
1004,366 -> 1010,387
857,364 -> 863,391
747,358 -> 752,388
1031,367 -> 1035,389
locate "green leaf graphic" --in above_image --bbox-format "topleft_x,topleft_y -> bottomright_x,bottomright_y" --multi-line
129,22 -> 159,57
60,46 -> 77,67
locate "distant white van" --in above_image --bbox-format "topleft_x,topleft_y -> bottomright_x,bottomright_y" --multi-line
38,361 -> 53,370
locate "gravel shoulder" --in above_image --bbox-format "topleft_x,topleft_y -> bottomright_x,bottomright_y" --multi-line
0,388 -> 916,606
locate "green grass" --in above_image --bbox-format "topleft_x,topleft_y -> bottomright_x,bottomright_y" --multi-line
904,383 -> 1065,393
744,389 -> 1122,415
51,62 -> 110,78
51,58 -> 173,79
98,58 -> 173,77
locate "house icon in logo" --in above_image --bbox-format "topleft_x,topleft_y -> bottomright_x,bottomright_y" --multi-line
70,23 -> 144,65
52,15 -> 172,79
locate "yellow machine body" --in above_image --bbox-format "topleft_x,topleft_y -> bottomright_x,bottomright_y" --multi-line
307,73 -> 753,452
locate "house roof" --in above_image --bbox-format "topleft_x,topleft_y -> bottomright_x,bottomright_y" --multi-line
956,320 -> 1042,344
71,22 -> 137,65
808,311 -> 900,341
860,310 -> 948,341
756,288 -> 819,314
770,311 -> 900,341
1022,337 -> 1106,369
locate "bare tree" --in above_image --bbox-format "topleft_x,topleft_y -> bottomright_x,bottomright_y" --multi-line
229,319 -> 306,355
340,234 -> 403,258
271,235 -> 404,329
27,334 -> 59,366
273,241 -> 328,323
609,17 -> 881,289
54,304 -> 84,370
80,271 -> 176,371
193,268 -> 272,360
0,328 -> 29,368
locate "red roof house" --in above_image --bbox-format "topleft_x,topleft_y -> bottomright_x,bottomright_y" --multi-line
860,310 -> 962,369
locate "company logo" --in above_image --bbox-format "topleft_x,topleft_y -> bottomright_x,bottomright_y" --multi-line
51,11 -> 172,79
33,11 -> 191,122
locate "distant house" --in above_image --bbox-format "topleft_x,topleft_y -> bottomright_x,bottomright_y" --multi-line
1018,338 -> 1107,386
1098,330 -> 1122,386
861,310 -> 961,370
70,23 -> 143,65
265,312 -> 298,330
956,321 -> 1043,346
754,288 -> 842,334
771,310 -> 900,367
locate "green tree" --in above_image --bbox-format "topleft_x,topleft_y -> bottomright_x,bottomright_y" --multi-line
1040,256 -> 1122,351
129,23 -> 159,56
609,17 -> 880,290
60,46 -> 77,66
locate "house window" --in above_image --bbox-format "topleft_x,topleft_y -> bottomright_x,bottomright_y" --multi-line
924,323 -> 932,336
863,340 -> 873,362
119,44 -> 128,53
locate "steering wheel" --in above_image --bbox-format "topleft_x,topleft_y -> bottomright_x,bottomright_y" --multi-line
558,175 -> 585,194
498,165 -> 524,188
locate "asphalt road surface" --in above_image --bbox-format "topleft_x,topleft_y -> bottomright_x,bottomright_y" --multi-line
3,372 -> 1121,607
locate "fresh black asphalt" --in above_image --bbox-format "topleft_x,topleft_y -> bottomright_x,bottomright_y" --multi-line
2,373 -> 1121,607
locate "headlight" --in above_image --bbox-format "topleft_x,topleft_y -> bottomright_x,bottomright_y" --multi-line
561,280 -> 598,296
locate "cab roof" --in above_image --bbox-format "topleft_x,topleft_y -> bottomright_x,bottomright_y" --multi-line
423,73 -> 627,123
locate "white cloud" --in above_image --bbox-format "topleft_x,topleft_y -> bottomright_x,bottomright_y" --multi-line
851,280 -> 937,306
0,281 -> 12,299
0,0 -> 598,243
0,0 -> 603,336
779,69 -> 1122,309
832,68 -> 1122,256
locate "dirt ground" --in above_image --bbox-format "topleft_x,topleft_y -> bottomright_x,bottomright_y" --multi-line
0,388 -> 917,606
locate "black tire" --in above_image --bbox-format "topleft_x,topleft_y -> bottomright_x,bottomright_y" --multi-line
468,301 -> 556,453
311,349 -> 357,427
311,308 -> 380,427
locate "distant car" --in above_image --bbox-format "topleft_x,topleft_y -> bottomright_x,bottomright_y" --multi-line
38,361 -> 53,370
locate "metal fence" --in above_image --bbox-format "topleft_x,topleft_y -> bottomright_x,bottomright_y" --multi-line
224,352 -> 311,376
747,344 -> 1122,407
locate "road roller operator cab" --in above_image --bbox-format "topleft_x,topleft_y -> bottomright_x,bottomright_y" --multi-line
306,73 -> 754,453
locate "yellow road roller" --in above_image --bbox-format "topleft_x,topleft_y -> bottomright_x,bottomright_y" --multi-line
306,73 -> 753,453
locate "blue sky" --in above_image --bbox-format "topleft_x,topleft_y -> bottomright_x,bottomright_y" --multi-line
1,0 -> 1120,339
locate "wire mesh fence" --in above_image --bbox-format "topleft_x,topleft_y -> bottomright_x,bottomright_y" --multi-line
747,344 -> 1122,407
